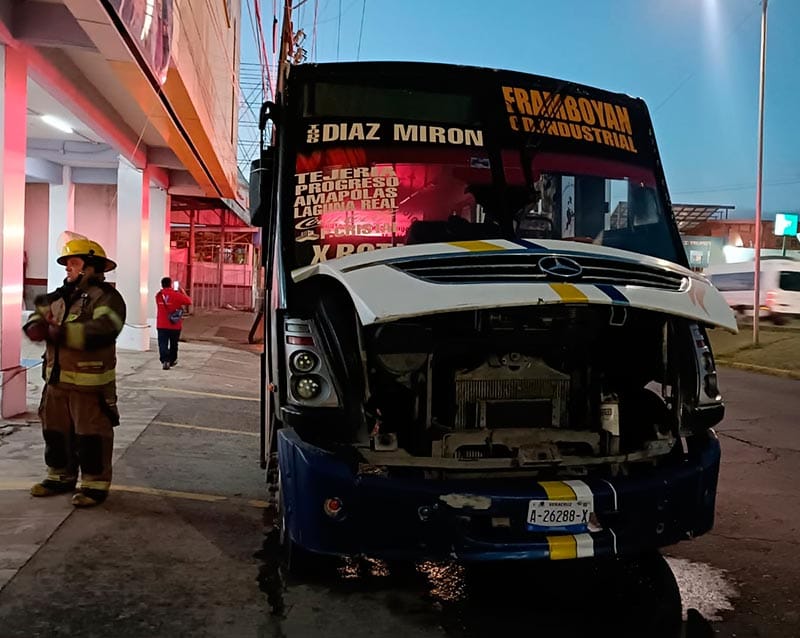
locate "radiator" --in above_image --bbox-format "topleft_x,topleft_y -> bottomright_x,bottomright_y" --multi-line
453,357 -> 569,429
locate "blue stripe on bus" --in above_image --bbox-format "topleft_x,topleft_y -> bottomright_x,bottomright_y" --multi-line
595,284 -> 629,305
512,239 -> 545,251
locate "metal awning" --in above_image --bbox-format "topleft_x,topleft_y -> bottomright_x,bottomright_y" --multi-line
171,169 -> 252,224
610,202 -> 734,232
170,195 -> 250,224
672,203 -> 734,231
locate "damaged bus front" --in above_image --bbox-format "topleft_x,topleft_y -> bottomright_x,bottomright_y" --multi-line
251,62 -> 736,562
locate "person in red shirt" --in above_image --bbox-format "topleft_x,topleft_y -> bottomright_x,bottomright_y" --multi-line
155,277 -> 192,370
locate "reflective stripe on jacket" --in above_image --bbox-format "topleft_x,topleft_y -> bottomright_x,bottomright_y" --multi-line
28,277 -> 126,391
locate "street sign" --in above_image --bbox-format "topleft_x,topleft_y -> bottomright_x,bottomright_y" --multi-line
682,236 -> 724,269
774,212 -> 799,236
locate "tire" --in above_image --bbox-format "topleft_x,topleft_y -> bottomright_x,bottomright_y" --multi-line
460,556 -> 682,637
267,401 -> 336,579
598,552 -> 683,638
274,467 -> 330,581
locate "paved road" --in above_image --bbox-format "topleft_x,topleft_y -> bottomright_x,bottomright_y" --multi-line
667,368 -> 800,637
0,358 -> 796,637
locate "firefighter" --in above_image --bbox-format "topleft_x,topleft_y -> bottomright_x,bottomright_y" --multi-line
23,234 -> 127,508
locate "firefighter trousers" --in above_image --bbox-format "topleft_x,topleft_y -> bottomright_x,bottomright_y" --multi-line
38,384 -> 116,492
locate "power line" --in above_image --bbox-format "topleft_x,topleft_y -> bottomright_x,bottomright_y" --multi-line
253,0 -> 274,99
336,0 -> 342,60
654,2 -> 761,113
356,0 -> 366,60
316,0 -> 358,26
312,0 -> 319,61
245,0 -> 267,98
237,1 -> 274,174
673,178 -> 800,196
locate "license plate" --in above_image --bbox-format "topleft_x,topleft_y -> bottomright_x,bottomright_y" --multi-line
527,499 -> 592,527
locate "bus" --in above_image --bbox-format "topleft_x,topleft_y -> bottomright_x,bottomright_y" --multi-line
250,61 -> 737,565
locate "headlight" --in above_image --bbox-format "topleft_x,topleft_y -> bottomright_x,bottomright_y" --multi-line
293,376 -> 322,400
290,350 -> 318,373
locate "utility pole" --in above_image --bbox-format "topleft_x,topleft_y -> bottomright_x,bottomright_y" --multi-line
753,0 -> 768,345
276,1 -> 293,98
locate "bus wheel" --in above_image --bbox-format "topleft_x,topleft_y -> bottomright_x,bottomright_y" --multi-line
275,469 -> 322,580
598,551 -> 682,637
256,458 -> 286,614
772,313 -> 787,326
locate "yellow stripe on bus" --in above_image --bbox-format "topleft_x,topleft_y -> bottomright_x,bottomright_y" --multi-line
449,240 -> 505,252
539,481 -> 577,500
549,283 -> 589,303
547,534 -> 578,560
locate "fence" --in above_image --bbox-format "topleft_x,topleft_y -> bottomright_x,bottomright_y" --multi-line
170,261 -> 255,310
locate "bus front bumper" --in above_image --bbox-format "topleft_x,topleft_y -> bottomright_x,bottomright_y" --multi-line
277,429 -> 720,562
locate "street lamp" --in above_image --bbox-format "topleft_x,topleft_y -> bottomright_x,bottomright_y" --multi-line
753,0 -> 768,345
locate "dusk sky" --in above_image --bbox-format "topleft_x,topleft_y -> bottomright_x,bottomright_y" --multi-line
241,0 -> 800,218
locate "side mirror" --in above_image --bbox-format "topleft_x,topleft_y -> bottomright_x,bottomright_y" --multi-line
250,101 -> 280,227
249,146 -> 275,227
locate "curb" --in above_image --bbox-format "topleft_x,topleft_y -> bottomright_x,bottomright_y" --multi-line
732,322 -> 800,333
717,359 -> 800,380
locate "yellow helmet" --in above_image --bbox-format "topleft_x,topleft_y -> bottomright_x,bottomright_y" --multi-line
56,233 -> 117,272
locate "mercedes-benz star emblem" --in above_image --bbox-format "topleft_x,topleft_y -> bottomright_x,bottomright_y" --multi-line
538,256 -> 583,279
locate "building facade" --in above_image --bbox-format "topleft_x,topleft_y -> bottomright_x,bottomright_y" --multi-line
0,0 -> 244,416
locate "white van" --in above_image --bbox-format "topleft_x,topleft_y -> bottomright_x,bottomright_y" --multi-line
705,258 -> 800,322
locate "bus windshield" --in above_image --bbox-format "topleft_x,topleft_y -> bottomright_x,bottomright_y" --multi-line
291,146 -> 679,266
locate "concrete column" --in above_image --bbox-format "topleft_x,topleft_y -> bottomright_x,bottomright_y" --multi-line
115,158 -> 150,351
47,165 -> 75,290
0,45 -> 28,417
147,184 -> 169,338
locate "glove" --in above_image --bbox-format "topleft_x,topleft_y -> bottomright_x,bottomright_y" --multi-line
47,323 -> 63,343
24,321 -> 49,342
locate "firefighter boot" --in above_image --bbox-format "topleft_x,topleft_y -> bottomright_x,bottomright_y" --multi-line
73,433 -> 112,508
71,488 -> 108,508
34,430 -> 78,496
30,478 -> 77,497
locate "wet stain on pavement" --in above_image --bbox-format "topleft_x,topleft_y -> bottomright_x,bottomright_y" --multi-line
666,556 -> 738,621
254,507 -> 287,616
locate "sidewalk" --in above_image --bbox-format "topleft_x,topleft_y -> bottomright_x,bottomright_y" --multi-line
178,307 -> 262,351
0,308 -> 263,592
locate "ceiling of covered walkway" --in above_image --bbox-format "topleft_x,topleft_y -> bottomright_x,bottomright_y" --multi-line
2,0 -> 245,213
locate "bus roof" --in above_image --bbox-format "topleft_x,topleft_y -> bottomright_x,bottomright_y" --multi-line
286,61 -> 659,168
290,60 -> 646,108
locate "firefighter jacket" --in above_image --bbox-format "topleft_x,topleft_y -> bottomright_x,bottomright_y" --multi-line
24,275 -> 127,392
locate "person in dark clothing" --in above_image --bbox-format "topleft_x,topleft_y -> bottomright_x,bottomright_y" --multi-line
155,277 -> 192,370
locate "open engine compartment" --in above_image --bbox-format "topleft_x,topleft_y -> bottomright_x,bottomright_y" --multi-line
363,305 -> 686,474
285,276 -> 723,479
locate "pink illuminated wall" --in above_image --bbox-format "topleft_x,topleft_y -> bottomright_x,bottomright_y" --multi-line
0,44 -> 28,416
